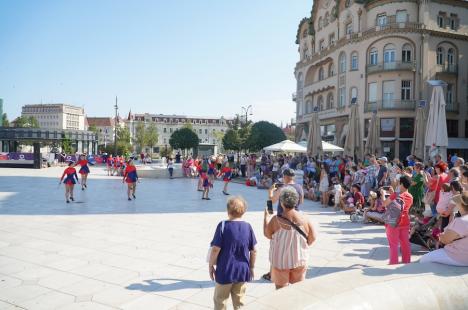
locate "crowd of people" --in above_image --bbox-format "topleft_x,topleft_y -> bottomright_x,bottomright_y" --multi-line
206,151 -> 468,310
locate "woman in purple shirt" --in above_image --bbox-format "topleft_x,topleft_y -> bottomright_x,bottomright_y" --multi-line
209,196 -> 257,310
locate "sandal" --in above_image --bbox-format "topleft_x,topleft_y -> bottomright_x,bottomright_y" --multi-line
262,272 -> 271,281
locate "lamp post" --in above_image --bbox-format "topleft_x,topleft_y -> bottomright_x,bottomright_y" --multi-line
113,96 -> 118,155
241,105 -> 253,123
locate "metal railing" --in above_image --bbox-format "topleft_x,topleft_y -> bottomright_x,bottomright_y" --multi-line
435,64 -> 458,74
367,61 -> 416,74
365,100 -> 417,112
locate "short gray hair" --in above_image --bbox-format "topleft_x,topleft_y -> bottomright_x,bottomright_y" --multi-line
279,187 -> 299,210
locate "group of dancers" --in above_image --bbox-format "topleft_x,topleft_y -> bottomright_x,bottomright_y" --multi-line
59,155 -> 139,203
196,157 -> 233,200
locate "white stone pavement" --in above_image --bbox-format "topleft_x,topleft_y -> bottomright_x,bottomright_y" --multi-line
0,166 -> 425,309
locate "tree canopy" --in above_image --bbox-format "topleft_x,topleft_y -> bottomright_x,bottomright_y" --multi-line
222,129 -> 241,151
169,127 -> 199,151
14,116 -> 39,128
1,113 -> 9,127
246,121 -> 286,151
145,123 -> 158,152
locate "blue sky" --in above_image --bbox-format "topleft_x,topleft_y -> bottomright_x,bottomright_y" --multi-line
0,0 -> 311,125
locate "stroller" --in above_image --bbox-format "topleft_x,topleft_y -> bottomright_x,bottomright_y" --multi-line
409,215 -> 440,251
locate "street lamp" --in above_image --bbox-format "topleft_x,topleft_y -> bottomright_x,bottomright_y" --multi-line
241,105 -> 253,123
114,96 -> 118,155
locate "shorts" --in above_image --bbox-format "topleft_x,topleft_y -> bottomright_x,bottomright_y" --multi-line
271,266 -> 307,287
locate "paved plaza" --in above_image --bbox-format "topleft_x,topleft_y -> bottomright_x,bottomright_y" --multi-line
0,166 -> 425,309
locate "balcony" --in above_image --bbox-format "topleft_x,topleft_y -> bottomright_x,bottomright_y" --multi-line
435,64 -> 458,74
365,100 -> 416,112
367,61 -> 416,75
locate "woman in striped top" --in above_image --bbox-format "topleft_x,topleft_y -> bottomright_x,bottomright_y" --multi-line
264,188 -> 316,289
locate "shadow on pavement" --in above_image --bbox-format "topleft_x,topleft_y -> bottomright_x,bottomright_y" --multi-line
126,278 -> 214,292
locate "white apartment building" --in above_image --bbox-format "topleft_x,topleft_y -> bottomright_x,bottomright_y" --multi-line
294,0 -> 468,159
21,104 -> 85,130
125,112 -> 234,153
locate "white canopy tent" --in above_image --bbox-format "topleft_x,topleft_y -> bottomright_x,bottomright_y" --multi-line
263,140 -> 307,153
298,140 -> 343,152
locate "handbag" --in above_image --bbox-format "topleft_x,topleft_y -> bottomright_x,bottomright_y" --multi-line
206,221 -> 225,263
423,176 -> 440,205
383,194 -> 404,228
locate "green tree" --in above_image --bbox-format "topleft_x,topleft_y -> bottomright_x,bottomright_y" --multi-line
169,127 -> 199,152
222,129 -> 241,151
61,135 -> 73,154
88,124 -> 98,133
246,121 -> 286,152
145,123 -> 158,154
15,116 -> 39,128
134,122 -> 147,153
116,127 -> 132,155
1,113 -> 9,127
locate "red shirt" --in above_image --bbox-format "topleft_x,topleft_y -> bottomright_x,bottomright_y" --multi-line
78,159 -> 88,166
353,191 -> 365,205
429,173 -> 449,204
389,191 -> 413,227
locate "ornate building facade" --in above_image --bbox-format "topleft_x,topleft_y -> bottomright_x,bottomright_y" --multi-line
294,0 -> 468,159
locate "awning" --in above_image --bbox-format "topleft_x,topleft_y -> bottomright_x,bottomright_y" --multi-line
448,138 -> 468,149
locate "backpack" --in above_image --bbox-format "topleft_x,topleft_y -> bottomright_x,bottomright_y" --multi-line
383,195 -> 404,227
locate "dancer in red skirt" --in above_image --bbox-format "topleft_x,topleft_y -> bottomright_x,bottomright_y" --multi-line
59,162 -> 79,203
218,162 -> 232,195
77,154 -> 90,190
123,159 -> 139,200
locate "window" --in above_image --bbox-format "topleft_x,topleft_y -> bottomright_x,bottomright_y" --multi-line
369,48 -> 378,65
380,118 -> 396,137
437,47 -> 444,65
169,128 -> 173,133
437,15 -> 444,28
447,48 -> 454,65
446,120 -> 458,138
327,93 -> 334,109
382,81 -> 395,107
401,80 -> 411,101
350,87 -> 358,101
205,129 -> 208,134
402,44 -> 412,62
364,118 -> 370,137
450,14 -> 458,30
319,39 -> 325,51
318,96 -> 324,110
339,52 -> 346,73
396,10 -> 407,23
351,52 -> 358,70
346,22 -> 353,35
400,118 -> 414,138
368,82 -> 377,102
306,99 -> 313,114
447,84 -> 454,105
383,44 -> 396,67
339,86 -> 346,107
318,67 -> 325,81
329,33 -> 335,46
328,63 -> 335,76
377,14 -> 387,26
163,128 -> 167,133
199,129 -> 202,134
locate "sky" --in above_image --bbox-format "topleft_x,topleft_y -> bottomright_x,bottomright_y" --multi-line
0,0 -> 311,125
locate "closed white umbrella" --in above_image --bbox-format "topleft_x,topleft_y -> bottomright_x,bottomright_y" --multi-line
344,103 -> 363,161
364,111 -> 381,156
263,140 -> 307,153
412,102 -> 426,160
307,110 -> 323,158
425,84 -> 448,160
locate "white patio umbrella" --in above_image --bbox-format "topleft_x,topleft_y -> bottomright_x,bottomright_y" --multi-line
263,140 -> 307,153
425,83 -> 448,160
412,102 -> 426,160
364,111 -> 381,156
299,140 -> 343,152
344,103 -> 363,161
307,111 -> 323,158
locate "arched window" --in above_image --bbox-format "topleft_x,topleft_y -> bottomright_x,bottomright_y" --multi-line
306,99 -> 313,114
327,93 -> 334,109
369,48 -> 378,65
437,47 -> 444,65
351,51 -> 358,70
350,87 -> 358,101
339,52 -> 346,73
383,44 -> 396,64
402,44 -> 412,62
328,63 -> 335,77
318,67 -> 325,81
318,17 -> 323,30
317,96 -> 324,111
297,72 -> 303,90
447,48 -> 455,65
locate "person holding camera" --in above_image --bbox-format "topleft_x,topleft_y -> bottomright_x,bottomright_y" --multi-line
264,188 -> 316,289
381,175 -> 413,265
